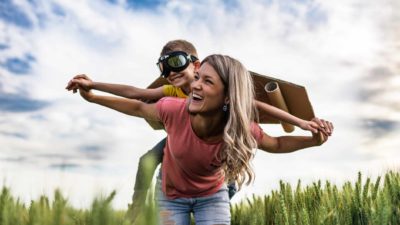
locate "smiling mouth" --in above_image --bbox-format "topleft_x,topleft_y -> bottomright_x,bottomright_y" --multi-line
169,74 -> 183,81
192,93 -> 203,102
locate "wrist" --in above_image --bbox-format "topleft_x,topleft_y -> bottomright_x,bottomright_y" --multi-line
312,132 -> 324,146
298,119 -> 307,128
82,92 -> 95,103
88,94 -> 97,102
90,81 -> 98,89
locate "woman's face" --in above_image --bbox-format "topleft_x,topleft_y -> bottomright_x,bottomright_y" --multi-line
188,62 -> 227,115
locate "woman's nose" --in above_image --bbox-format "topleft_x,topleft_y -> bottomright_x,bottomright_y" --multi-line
191,79 -> 201,90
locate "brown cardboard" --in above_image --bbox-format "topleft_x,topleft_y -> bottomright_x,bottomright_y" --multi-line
144,71 -> 317,131
264,81 -> 295,132
251,71 -> 316,124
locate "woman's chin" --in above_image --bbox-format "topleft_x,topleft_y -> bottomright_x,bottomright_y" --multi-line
188,106 -> 198,114
188,103 -> 202,114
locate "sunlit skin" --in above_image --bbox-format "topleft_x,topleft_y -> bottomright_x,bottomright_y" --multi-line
188,62 -> 228,115
162,62 -> 199,95
187,62 -> 229,141
65,59 -> 325,135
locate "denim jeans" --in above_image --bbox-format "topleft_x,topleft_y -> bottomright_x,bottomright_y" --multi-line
155,176 -> 231,225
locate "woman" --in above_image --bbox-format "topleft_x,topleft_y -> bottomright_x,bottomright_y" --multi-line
71,54 -> 333,225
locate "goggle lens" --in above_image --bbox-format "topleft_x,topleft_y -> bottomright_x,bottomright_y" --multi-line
167,55 -> 187,68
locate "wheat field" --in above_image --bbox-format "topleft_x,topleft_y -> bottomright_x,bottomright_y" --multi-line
0,171 -> 399,225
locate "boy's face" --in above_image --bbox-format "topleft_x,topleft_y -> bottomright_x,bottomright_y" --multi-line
165,62 -> 197,88
157,50 -> 199,88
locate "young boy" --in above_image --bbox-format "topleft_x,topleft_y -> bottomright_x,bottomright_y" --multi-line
66,39 -> 320,221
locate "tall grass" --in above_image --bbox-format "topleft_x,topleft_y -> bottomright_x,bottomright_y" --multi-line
1,171 -> 399,225
231,171 -> 400,225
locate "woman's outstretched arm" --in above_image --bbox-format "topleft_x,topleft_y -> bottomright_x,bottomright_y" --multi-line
258,118 -> 333,153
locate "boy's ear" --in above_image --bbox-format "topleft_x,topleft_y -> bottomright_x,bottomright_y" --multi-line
193,61 -> 201,71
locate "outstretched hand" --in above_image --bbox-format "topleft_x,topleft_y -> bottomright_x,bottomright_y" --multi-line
299,120 -> 320,133
76,86 -> 94,102
65,74 -> 95,102
311,117 -> 334,145
65,74 -> 93,93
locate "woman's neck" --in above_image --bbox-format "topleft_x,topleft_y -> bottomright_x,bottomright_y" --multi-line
190,113 -> 226,142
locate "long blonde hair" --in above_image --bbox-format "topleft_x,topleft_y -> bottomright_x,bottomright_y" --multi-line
201,54 -> 258,190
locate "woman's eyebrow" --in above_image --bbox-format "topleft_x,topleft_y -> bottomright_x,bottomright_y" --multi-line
200,74 -> 214,80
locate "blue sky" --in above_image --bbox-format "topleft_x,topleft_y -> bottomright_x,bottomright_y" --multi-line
1,0 -> 399,209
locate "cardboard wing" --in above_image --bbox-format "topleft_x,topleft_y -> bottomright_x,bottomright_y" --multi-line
250,71 -> 316,132
144,71 -> 317,132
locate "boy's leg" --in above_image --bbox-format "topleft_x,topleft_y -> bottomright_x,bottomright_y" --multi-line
127,137 -> 166,221
133,137 -> 166,193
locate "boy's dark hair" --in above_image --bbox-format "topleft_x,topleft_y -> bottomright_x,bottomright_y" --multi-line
160,39 -> 198,57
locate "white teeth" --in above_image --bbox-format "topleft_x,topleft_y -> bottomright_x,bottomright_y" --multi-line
192,93 -> 203,100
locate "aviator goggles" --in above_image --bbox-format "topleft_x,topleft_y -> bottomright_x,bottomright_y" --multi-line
157,51 -> 198,78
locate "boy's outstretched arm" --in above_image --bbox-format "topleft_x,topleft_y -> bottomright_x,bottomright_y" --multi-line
73,86 -> 159,121
66,74 -> 165,101
255,100 -> 327,134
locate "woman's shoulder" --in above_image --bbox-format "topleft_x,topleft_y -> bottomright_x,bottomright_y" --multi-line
156,97 -> 188,126
157,97 -> 187,114
159,96 -> 186,105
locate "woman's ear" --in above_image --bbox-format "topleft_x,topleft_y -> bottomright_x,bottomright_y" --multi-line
224,97 -> 230,105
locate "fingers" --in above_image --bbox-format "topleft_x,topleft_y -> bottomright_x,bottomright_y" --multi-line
313,129 -> 329,145
310,121 -> 319,128
312,117 -> 324,128
309,121 -> 319,133
73,74 -> 91,81
301,120 -> 319,133
317,132 -> 325,145
320,131 -> 329,144
311,118 -> 325,134
65,80 -> 74,90
312,117 -> 334,138
309,125 -> 318,134
77,86 -> 88,96
327,121 -> 334,131
66,74 -> 91,92
321,119 -> 333,135
66,77 -> 89,94
66,80 -> 80,92
66,82 -> 75,92
319,127 -> 330,137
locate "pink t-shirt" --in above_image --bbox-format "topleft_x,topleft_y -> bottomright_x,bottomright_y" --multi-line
156,97 -> 263,199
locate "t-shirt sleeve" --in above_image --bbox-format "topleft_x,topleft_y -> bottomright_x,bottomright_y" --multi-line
156,97 -> 168,125
251,122 -> 264,145
156,97 -> 184,129
162,85 -> 177,97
